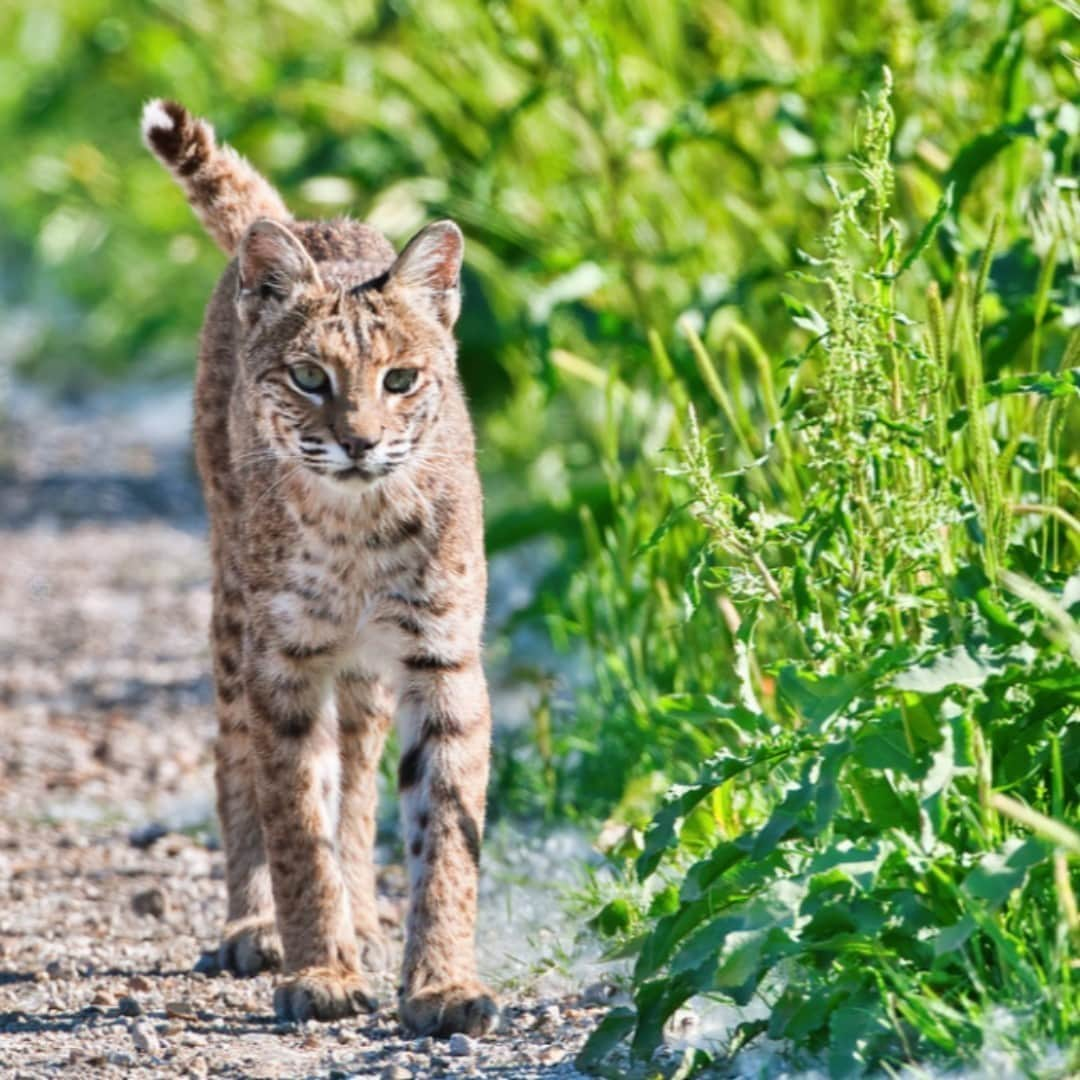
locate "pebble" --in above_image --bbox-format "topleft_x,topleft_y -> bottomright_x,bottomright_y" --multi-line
581,981 -> 616,1006
186,1056 -> 209,1078
192,950 -> 220,975
131,886 -> 167,919
379,1067 -> 412,1080
448,1033 -> 475,1057
91,989 -> 114,1007
166,999 -> 199,1020
128,974 -> 153,993
129,823 -> 168,849
130,1019 -> 161,1054
535,1004 -> 561,1029
118,995 -> 143,1017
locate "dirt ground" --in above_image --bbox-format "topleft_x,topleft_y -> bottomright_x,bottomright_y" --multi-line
0,387 -> 613,1078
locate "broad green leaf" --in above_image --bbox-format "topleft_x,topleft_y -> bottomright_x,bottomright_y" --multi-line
827,995 -> 895,1078
933,915 -> 976,956
893,647 -> 997,693
779,649 -> 910,729
631,975 -> 699,1061
635,897 -> 713,982
943,114 -> 1037,210
962,836 -> 1047,908
852,712 -> 917,773
648,884 -> 680,918
637,741 -> 805,880
594,898 -> 633,936
575,1006 -> 636,1071
752,740 -> 850,858
804,842 -> 885,892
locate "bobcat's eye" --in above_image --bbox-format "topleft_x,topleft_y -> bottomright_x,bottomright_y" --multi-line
384,368 -> 419,394
290,362 -> 331,395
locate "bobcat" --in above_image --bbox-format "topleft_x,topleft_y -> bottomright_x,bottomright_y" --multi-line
141,99 -> 496,1037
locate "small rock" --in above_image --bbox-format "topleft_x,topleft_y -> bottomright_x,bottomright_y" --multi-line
130,1019 -> 161,1054
166,999 -> 198,1021
185,1056 -> 209,1078
107,1051 -> 135,1066
448,1032 -> 475,1057
535,1003 -> 561,1029
128,973 -> 153,993
379,1067 -> 412,1080
132,886 -> 167,919
118,995 -> 143,1017
191,951 -> 219,976
91,989 -> 114,1007
581,981 -> 616,1006
129,822 -> 168,849
664,1005 -> 700,1042
45,959 -> 73,979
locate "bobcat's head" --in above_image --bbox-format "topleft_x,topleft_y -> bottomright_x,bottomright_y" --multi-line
236,219 -> 463,487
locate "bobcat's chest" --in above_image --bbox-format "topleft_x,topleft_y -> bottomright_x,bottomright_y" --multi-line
265,511 -> 435,682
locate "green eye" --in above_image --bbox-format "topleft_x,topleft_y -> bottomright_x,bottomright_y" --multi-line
384,368 -> 418,394
291,362 -> 330,395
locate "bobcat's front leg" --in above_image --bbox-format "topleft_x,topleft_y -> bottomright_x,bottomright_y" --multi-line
397,658 -> 497,1037
337,671 -> 392,975
246,650 -> 376,1022
208,571 -> 281,977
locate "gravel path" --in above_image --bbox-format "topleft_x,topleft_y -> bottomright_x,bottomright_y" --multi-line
0,386 -> 613,1078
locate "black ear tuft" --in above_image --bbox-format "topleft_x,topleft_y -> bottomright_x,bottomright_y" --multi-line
388,220 -> 463,327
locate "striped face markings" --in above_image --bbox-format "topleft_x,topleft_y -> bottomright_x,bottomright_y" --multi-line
249,298 -> 447,487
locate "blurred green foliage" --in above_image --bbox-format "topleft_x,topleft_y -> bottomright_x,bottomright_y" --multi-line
2,1 -> 1076,517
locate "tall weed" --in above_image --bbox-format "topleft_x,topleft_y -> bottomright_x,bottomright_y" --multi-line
578,74 -> 1080,1074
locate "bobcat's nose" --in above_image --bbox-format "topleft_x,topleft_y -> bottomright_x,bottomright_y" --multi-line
338,432 -> 381,459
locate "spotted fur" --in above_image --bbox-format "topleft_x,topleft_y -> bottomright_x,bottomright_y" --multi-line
143,100 -> 496,1035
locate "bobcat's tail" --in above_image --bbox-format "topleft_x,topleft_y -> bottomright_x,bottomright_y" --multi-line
141,99 -> 291,257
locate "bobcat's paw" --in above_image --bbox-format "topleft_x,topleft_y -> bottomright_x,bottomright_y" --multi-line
218,919 -> 283,977
273,968 -> 378,1022
399,981 -> 499,1037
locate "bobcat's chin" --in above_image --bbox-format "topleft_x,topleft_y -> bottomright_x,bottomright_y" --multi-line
331,464 -> 389,483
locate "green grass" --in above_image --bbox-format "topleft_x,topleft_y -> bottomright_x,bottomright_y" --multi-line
2,1 -> 1079,1073
572,66 -> 1080,1078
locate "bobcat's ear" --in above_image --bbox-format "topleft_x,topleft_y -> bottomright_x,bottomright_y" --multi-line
387,220 -> 463,328
236,219 -> 320,319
